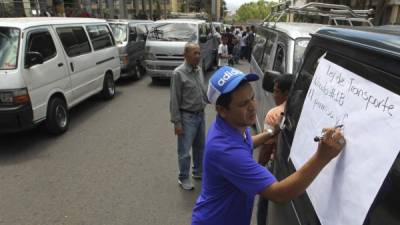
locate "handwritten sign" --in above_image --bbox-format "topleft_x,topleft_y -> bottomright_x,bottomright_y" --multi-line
290,58 -> 400,225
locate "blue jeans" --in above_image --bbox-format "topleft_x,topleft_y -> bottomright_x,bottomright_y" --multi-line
177,112 -> 205,180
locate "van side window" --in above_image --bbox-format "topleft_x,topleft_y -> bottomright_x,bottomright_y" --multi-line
260,32 -> 277,71
136,26 -> 146,41
272,44 -> 285,73
86,25 -> 114,51
284,46 -> 326,143
128,25 -> 137,41
251,29 -> 267,65
26,30 -> 56,62
56,27 -> 91,57
205,23 -> 211,35
199,24 -> 208,37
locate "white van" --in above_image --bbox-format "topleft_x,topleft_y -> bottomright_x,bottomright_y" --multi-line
0,17 -> 120,134
144,19 -> 217,82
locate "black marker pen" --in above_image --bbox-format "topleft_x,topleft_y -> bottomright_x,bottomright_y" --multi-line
314,124 -> 344,142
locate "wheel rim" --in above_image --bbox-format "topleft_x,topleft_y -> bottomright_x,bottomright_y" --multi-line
55,105 -> 67,128
107,76 -> 115,95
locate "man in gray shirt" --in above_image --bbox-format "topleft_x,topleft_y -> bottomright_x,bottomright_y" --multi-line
170,43 -> 207,190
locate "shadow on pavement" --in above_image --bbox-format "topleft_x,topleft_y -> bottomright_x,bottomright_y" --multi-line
0,92 -> 121,163
147,78 -> 171,88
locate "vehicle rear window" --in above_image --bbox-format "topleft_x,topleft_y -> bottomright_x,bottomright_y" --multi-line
56,27 -> 92,57
86,25 -> 114,51
109,23 -> 127,44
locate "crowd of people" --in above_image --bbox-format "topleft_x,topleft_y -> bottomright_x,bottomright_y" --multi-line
214,25 -> 257,67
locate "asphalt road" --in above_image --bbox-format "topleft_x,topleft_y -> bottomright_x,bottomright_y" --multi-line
0,62 -> 258,225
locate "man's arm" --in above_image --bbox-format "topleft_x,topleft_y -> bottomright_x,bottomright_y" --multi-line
252,132 -> 273,148
259,128 -> 345,203
170,71 -> 183,133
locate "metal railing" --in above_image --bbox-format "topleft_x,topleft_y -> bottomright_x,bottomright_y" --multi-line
263,1 -> 375,27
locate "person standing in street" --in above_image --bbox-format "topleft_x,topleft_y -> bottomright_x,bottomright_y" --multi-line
240,29 -> 248,60
170,43 -> 207,190
218,35 -> 231,68
246,25 -> 256,62
191,66 -> 346,225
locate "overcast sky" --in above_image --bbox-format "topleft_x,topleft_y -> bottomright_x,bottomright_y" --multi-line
226,0 -> 277,13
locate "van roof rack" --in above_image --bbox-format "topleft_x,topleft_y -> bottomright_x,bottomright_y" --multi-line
263,1 -> 374,27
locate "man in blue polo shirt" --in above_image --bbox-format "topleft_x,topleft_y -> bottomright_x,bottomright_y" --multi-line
191,66 -> 346,225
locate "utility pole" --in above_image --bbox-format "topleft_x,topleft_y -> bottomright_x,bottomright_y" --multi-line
185,0 -> 189,12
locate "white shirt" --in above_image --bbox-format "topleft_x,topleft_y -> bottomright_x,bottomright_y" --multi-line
240,34 -> 248,47
218,43 -> 229,67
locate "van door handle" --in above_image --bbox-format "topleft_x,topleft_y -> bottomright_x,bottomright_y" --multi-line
70,62 -> 74,72
58,62 -> 64,67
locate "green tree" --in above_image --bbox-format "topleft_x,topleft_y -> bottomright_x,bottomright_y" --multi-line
235,0 -> 273,22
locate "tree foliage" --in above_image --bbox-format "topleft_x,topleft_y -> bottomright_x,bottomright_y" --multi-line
235,0 -> 274,22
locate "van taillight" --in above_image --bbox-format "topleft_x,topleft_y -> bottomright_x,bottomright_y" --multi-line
0,88 -> 30,106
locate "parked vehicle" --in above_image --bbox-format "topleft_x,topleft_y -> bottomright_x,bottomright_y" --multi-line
0,17 -> 120,134
211,22 -> 224,33
108,19 -> 153,80
144,19 -> 217,81
271,25 -> 400,225
250,2 -> 373,131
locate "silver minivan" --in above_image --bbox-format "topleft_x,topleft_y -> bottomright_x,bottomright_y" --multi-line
144,19 -> 217,81
108,19 -> 154,80
250,22 -> 324,132
0,17 -> 120,134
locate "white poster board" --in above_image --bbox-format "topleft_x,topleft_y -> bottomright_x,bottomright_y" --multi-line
290,58 -> 400,225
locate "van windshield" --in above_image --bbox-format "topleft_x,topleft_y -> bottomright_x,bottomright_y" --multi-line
148,23 -> 197,42
109,23 -> 127,44
0,27 -> 20,70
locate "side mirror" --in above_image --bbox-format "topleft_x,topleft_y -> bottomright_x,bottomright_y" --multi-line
262,70 -> 281,92
25,51 -> 44,68
199,34 -> 208,43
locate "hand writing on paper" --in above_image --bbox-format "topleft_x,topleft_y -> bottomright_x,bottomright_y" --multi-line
316,127 -> 346,162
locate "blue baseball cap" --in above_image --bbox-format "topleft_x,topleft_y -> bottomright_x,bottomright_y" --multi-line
207,66 -> 259,104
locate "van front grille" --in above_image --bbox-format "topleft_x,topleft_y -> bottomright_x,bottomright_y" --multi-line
155,54 -> 184,61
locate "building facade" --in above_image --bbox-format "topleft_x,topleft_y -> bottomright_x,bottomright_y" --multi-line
1,0 -> 223,21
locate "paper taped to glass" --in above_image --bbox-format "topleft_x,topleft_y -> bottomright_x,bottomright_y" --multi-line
290,58 -> 400,225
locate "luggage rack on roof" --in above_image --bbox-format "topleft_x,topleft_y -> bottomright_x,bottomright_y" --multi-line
263,1 -> 374,27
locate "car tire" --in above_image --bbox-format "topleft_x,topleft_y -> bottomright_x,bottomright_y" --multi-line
101,73 -> 115,100
45,97 -> 69,135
